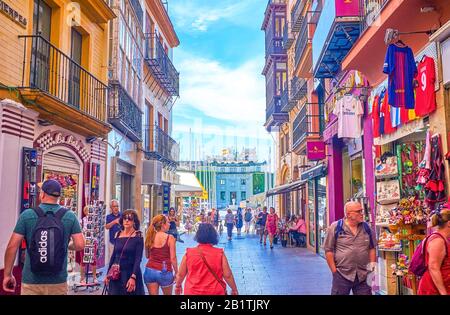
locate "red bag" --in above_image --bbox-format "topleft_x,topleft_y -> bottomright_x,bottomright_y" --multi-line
107,234 -> 132,280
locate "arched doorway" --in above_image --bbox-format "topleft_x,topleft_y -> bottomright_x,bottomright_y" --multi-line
280,165 -> 290,218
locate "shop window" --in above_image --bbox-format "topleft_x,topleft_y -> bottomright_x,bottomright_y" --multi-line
220,191 -> 226,201
241,191 -> 246,200
351,155 -> 364,198
220,179 -> 225,185
308,181 -> 315,248
241,179 -> 246,186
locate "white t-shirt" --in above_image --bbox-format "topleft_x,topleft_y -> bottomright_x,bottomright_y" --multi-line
333,95 -> 364,139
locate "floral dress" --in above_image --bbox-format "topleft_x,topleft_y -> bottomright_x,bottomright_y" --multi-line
266,213 -> 278,235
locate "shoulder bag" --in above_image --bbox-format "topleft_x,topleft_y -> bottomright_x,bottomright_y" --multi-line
196,247 -> 228,295
107,232 -> 133,281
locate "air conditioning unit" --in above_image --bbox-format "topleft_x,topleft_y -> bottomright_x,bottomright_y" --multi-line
142,160 -> 162,185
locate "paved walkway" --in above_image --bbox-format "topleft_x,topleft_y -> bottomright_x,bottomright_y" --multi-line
71,229 -> 332,295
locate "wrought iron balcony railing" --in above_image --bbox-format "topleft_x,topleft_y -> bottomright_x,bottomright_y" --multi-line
129,0 -> 144,28
145,33 -> 179,97
144,125 -> 179,167
291,76 -> 307,101
292,103 -> 324,150
359,0 -> 389,34
294,18 -> 309,68
283,22 -> 295,50
19,35 -> 108,122
291,0 -> 307,32
266,95 -> 286,122
109,83 -> 143,142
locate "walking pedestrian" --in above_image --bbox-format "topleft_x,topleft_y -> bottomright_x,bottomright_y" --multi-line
417,208 -> 450,295
235,208 -> 243,236
225,209 -> 235,241
105,200 -> 121,261
175,223 -> 238,295
144,215 -> 178,295
289,215 -> 307,247
167,207 -> 184,243
2,179 -> 85,295
257,207 -> 269,245
265,207 -> 279,249
244,208 -> 253,234
323,201 -> 376,295
105,209 -> 144,295
212,208 -> 219,229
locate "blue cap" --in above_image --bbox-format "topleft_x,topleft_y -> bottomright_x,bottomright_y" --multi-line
39,179 -> 62,197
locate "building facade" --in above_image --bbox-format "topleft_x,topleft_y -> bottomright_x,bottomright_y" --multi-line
0,0 -> 115,293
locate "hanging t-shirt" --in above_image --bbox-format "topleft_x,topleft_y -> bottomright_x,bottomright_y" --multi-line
372,95 -> 380,138
390,106 -> 401,128
415,56 -> 437,117
380,90 -> 396,135
333,94 -> 364,139
383,44 -> 417,109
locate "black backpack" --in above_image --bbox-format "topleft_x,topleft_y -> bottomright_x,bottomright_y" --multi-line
28,207 -> 69,274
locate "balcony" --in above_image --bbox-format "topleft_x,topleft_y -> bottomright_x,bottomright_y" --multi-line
144,125 -> 179,168
291,0 -> 307,33
109,83 -> 142,142
145,33 -> 179,97
280,85 -> 295,112
360,0 -> 390,35
264,96 -> 289,132
290,77 -> 307,102
294,18 -> 309,69
292,103 -> 324,151
312,0 -> 361,78
283,22 -> 295,50
129,0 -> 144,28
266,37 -> 286,56
19,35 -> 110,137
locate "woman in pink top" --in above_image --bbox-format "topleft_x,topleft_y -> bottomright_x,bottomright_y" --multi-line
265,207 -> 279,249
175,223 -> 238,295
289,215 -> 307,247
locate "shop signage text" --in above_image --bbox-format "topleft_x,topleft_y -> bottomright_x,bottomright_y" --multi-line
36,131 -> 90,162
307,141 -> 326,161
0,1 -> 27,28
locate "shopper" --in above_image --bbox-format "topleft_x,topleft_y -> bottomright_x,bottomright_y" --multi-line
225,209 -> 235,241
289,215 -> 307,247
235,208 -> 243,236
265,207 -> 279,249
244,208 -> 253,234
79,205 -> 98,283
105,200 -> 121,260
167,207 -> 184,243
418,208 -> 450,295
323,201 -> 376,295
105,209 -> 144,295
257,207 -> 269,245
2,179 -> 85,295
213,208 -> 220,229
144,214 -> 178,295
175,223 -> 238,295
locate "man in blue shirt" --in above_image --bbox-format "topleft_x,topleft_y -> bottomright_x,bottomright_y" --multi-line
105,200 -> 121,261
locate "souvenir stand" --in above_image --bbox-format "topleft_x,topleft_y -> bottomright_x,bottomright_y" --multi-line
72,201 -> 106,292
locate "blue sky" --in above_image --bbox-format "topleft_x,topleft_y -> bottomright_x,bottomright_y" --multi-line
168,0 -> 274,164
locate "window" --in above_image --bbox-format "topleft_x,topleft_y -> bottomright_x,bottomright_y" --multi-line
230,168 -> 236,173
241,167 -> 245,172
230,192 -> 237,203
220,168 -> 225,172
241,191 -> 246,200
220,179 -> 225,185
220,191 -> 226,201
241,179 -> 246,186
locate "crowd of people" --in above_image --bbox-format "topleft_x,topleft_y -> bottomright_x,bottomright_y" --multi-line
2,179 -> 449,295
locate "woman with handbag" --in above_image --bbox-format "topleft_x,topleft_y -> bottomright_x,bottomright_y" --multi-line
144,214 -> 178,295
174,223 -> 238,295
104,209 -> 144,295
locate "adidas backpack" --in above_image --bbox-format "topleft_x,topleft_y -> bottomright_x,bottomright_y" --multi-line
28,207 -> 69,273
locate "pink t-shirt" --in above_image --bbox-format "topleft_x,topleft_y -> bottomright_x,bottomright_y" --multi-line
293,219 -> 306,234
333,95 -> 364,139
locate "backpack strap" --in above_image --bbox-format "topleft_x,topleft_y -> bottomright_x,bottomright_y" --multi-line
334,219 -> 344,243
55,207 -> 69,220
362,222 -> 375,249
33,207 -> 46,217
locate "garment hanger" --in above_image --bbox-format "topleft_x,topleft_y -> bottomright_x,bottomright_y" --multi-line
395,38 -> 406,47
420,54 -> 427,63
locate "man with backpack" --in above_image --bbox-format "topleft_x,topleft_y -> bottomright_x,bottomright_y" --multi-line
323,201 -> 376,295
2,179 -> 85,295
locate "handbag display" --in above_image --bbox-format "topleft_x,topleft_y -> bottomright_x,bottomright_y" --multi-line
106,233 -> 133,281
375,156 -> 398,178
377,179 -> 401,204
196,248 -> 228,295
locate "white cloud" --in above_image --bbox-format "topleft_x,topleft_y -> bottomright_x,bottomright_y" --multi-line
176,51 -> 267,126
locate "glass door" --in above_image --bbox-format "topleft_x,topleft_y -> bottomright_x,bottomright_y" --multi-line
308,180 -> 315,248
68,28 -> 82,108
316,177 -> 327,257
31,0 -> 51,90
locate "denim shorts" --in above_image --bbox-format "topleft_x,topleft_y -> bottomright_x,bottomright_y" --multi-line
143,267 -> 174,287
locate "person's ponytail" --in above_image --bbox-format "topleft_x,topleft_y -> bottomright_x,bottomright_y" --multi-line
145,215 -> 167,249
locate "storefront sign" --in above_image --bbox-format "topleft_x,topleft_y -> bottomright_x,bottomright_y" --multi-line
335,0 -> 360,17
374,119 -> 425,146
163,182 -> 170,213
36,131 -> 90,162
307,141 -> 326,160
0,1 -> 27,28
301,164 -> 327,181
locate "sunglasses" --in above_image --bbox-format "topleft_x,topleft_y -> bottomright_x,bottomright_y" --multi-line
123,215 -> 134,221
350,210 -> 364,214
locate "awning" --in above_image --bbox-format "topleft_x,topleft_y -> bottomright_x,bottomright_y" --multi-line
300,163 -> 327,181
266,179 -> 307,197
173,171 -> 205,198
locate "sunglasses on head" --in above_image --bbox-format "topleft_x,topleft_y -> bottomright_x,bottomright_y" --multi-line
123,214 -> 134,221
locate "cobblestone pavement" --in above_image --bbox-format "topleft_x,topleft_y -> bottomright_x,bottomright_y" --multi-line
71,229 -> 332,295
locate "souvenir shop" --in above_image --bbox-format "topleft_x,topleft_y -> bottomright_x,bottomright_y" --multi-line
371,40 -> 444,295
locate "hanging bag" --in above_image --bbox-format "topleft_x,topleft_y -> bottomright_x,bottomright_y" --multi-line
196,248 -> 228,295
107,232 -> 133,281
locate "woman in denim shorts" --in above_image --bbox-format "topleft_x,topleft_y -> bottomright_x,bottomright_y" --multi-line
144,215 -> 178,295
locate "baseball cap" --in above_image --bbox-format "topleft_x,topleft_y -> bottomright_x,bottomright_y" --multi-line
37,179 -> 62,197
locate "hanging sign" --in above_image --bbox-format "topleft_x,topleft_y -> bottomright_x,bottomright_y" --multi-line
35,130 -> 90,161
335,0 -> 360,17
307,141 -> 326,161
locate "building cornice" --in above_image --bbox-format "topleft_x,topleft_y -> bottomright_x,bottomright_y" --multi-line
146,0 -> 179,47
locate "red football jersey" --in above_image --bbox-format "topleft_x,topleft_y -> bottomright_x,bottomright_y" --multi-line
372,95 -> 380,138
415,56 -> 436,117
